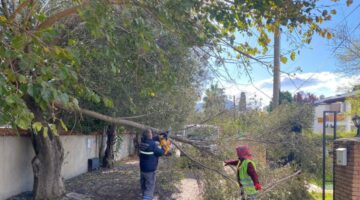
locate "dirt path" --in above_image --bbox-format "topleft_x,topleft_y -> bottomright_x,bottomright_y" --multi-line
9,158 -> 202,200
171,178 -> 202,200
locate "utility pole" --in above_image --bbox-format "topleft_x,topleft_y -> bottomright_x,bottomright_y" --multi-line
272,25 -> 280,109
233,95 -> 236,120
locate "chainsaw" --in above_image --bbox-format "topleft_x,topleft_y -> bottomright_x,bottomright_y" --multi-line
159,129 -> 172,156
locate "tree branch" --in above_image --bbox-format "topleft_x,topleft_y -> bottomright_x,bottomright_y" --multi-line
119,113 -> 152,120
35,5 -> 82,30
1,0 -> 9,18
8,0 -> 31,22
54,102 -> 239,183
171,141 -> 238,184
55,102 -> 209,147
34,0 -> 127,31
255,170 -> 302,199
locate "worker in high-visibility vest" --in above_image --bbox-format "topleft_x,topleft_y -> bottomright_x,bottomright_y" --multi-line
224,146 -> 261,199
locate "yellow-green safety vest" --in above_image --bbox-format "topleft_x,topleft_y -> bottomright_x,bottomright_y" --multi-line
237,159 -> 257,195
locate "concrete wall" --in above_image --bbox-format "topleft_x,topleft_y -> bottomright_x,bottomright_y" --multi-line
0,137 -> 35,200
114,133 -> 136,160
61,135 -> 100,179
0,135 -> 99,200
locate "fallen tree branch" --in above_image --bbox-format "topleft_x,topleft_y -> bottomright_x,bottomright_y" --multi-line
254,170 -> 302,199
56,103 -> 214,148
171,141 -> 238,184
119,113 -> 152,119
173,109 -> 229,132
55,102 -> 238,183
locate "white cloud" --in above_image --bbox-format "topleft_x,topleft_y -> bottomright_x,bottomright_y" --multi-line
221,72 -> 360,107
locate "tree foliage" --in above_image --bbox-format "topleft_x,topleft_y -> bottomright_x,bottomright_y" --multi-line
293,91 -> 319,105
239,92 -> 246,112
268,91 -> 293,111
181,104 -> 318,199
0,0 -> 352,198
203,84 -> 227,116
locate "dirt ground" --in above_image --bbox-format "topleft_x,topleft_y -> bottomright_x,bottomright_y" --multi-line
9,158 -> 202,200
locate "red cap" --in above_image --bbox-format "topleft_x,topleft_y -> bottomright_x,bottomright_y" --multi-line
236,146 -> 252,159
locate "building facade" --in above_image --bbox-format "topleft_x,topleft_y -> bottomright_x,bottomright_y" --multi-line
313,92 -> 355,133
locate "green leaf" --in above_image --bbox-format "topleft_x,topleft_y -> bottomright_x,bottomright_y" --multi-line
103,97 -> 114,108
60,119 -> 68,132
43,127 -> 48,138
330,9 -> 337,15
15,112 -> 33,129
346,0 -> 353,6
290,52 -> 296,61
18,75 -> 27,83
32,122 -> 43,132
49,124 -> 58,136
36,12 -> 46,22
58,93 -> 69,105
280,56 -> 288,64
68,39 -> 77,46
11,35 -> 25,49
5,95 -> 15,104
5,69 -> 16,82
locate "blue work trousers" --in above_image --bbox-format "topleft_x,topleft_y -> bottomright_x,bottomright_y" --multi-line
140,171 -> 156,200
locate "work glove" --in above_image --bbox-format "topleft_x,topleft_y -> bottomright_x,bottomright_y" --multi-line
255,183 -> 262,191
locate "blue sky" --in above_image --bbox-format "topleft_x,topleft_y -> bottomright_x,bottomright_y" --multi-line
208,0 -> 360,106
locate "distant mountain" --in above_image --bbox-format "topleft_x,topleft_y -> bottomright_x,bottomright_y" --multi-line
225,99 -> 235,110
195,100 -> 235,112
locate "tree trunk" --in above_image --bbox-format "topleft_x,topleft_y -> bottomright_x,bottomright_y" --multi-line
31,132 -> 65,200
273,25 -> 281,109
99,127 -> 107,160
24,96 -> 65,200
103,125 -> 116,168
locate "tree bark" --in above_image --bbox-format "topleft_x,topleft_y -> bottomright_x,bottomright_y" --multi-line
31,132 -> 65,200
24,96 -> 65,200
103,125 -> 116,168
99,127 -> 107,160
273,25 -> 280,109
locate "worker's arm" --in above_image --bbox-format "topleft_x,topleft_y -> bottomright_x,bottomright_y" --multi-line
224,159 -> 239,166
153,142 -> 165,157
152,135 -> 160,142
247,163 -> 261,190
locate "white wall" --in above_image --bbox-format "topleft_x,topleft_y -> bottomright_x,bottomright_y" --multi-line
0,135 -> 98,200
0,137 -> 35,200
314,104 -> 330,133
114,133 -> 135,160
313,102 -> 354,133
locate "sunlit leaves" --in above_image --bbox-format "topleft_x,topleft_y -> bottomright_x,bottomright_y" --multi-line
49,124 -> 58,136
32,122 -> 43,132
290,52 -> 296,61
60,119 -> 68,132
280,56 -> 288,64
202,0 -> 342,59
102,97 -> 114,108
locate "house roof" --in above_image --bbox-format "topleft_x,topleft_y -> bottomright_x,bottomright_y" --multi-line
315,91 -> 358,105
